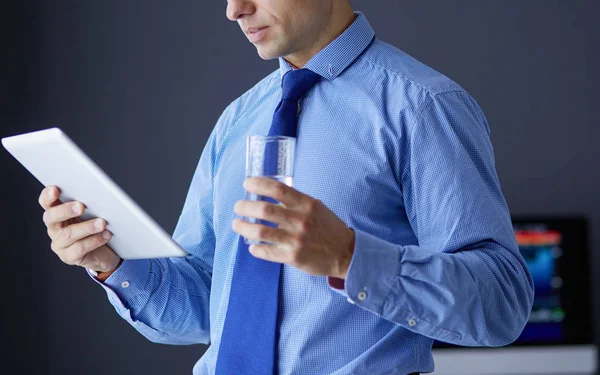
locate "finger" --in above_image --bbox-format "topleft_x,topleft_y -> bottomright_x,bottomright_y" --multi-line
57,231 -> 113,266
243,177 -> 305,208
234,200 -> 293,226
232,218 -> 291,245
248,243 -> 287,264
54,218 -> 107,249
39,186 -> 62,210
43,201 -> 85,228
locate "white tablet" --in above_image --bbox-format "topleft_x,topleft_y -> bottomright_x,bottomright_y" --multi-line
2,127 -> 188,259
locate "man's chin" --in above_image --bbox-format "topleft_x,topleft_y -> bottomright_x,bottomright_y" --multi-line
255,45 -> 285,61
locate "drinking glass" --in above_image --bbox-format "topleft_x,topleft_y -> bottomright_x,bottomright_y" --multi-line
243,135 -> 295,245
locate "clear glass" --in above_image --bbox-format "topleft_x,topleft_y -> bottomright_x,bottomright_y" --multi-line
244,135 -> 296,245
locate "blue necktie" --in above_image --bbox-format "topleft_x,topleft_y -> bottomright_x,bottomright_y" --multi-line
216,69 -> 321,375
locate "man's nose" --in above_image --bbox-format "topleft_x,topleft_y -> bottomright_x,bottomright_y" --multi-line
226,0 -> 255,21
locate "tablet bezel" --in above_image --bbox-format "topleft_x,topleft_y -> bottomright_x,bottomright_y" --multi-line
2,127 -> 188,259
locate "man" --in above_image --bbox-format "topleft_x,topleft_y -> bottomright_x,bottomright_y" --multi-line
38,0 -> 534,374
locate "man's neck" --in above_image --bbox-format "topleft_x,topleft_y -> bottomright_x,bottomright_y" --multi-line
284,2 -> 356,68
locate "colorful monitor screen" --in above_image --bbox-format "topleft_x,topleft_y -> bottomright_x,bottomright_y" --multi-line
434,217 -> 593,347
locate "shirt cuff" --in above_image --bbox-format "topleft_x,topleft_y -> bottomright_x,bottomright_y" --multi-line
87,259 -> 165,340
342,228 -> 403,315
87,259 -> 151,302
327,276 -> 350,300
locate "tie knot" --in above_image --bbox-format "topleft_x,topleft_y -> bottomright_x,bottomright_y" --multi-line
281,69 -> 321,101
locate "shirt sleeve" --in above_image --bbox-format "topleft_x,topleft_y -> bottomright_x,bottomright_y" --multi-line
86,122 -> 220,345
335,90 -> 535,347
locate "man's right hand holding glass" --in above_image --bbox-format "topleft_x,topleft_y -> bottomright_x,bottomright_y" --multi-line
38,186 -> 120,273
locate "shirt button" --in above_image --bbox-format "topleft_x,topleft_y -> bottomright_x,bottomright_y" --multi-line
357,291 -> 368,301
121,281 -> 130,288
408,318 -> 417,327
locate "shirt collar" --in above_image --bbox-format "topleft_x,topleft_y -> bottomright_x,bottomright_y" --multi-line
278,11 -> 375,82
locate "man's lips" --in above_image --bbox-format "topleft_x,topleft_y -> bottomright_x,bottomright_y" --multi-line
246,26 -> 267,34
246,26 -> 269,43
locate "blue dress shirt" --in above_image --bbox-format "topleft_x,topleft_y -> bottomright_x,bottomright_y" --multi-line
93,12 -> 534,375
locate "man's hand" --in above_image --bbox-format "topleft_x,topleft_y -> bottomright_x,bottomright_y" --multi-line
233,177 -> 355,279
39,186 -> 121,273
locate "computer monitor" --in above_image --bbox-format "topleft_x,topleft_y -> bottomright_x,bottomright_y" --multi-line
432,217 -> 597,374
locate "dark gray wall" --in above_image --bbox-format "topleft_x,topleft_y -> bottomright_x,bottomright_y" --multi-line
2,1 -> 598,374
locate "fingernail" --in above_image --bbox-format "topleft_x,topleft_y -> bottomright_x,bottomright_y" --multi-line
94,219 -> 103,230
102,231 -> 111,240
47,189 -> 54,197
72,203 -> 82,214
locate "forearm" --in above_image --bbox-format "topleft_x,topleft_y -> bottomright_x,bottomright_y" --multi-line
87,113 -> 220,345
89,256 -> 212,345
337,228 -> 534,347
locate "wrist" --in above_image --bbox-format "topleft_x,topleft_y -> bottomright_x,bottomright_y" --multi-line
96,258 -> 123,282
335,228 -> 355,279
94,249 -> 122,273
